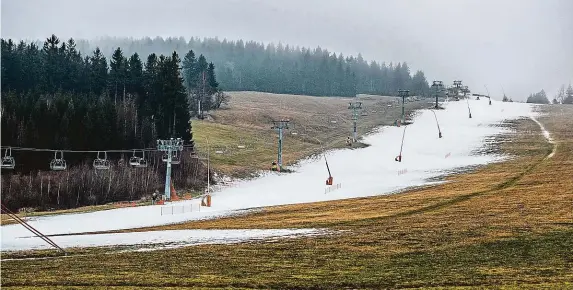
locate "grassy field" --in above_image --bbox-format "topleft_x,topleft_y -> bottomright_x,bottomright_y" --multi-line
2,104 -> 572,289
192,91 -> 427,177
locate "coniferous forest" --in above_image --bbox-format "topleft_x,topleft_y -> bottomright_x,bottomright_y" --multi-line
1,35 -> 218,211
72,36 -> 431,97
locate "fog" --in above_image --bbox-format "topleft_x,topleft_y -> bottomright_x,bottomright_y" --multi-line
2,0 -> 572,100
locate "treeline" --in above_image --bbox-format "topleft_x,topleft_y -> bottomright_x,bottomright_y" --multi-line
526,90 -> 550,104
0,35 -> 217,211
71,36 -> 431,97
552,84 -> 573,104
527,84 -> 573,104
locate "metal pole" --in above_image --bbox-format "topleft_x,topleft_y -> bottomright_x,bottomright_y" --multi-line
398,90 -> 409,123
164,148 -> 172,200
348,102 -> 362,142
278,127 -> 283,168
353,118 -> 357,141
402,95 -> 405,123
207,139 -> 210,195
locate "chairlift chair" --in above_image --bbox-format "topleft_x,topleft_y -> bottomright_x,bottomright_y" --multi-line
129,150 -> 141,166
93,151 -> 111,170
171,150 -> 181,164
1,148 -> 15,170
129,150 -> 148,168
50,151 -> 67,171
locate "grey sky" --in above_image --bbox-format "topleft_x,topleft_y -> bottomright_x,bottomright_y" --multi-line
2,0 -> 572,100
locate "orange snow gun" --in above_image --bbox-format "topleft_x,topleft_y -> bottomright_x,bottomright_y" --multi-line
201,194 -> 211,207
325,156 -> 334,185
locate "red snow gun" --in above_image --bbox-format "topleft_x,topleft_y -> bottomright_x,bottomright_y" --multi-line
325,156 -> 334,185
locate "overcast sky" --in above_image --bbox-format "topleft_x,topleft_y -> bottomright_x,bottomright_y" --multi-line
2,0 -> 572,100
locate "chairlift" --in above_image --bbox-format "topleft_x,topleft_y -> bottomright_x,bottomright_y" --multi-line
50,151 -> 67,171
171,150 -> 181,164
129,150 -> 148,168
93,151 -> 110,170
1,148 -> 15,170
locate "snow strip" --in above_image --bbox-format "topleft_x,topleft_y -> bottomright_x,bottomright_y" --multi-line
529,115 -> 556,159
1,228 -> 329,252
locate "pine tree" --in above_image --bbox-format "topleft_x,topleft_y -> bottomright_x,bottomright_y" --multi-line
109,47 -> 127,103
206,62 -> 219,95
42,34 -> 61,93
89,47 -> 108,96
564,84 -> 573,104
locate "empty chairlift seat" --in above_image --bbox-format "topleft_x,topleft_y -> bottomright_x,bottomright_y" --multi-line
1,148 -> 15,170
93,151 -> 110,170
129,150 -> 148,168
50,151 -> 67,171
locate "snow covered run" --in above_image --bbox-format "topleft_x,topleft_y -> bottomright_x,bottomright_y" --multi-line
1,99 -> 537,251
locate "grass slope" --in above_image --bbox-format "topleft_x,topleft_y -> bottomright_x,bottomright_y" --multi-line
2,105 -> 572,289
193,91 -> 427,177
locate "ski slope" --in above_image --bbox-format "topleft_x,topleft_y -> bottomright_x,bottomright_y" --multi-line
1,99 -> 536,251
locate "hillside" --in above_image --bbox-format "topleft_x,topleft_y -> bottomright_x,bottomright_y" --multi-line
191,91 -> 429,177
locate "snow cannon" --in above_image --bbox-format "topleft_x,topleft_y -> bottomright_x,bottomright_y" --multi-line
325,156 -> 334,185
395,155 -> 402,162
270,161 -> 279,172
201,194 -> 212,207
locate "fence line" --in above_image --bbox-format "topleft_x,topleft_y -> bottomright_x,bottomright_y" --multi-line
325,183 -> 342,194
160,204 -> 199,216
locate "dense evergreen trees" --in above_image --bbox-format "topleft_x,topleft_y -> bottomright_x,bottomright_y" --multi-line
0,35 -> 222,153
73,36 -> 430,97
527,90 -> 550,104
0,35 -> 214,211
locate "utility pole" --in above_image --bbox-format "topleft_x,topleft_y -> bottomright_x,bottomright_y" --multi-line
431,81 -> 444,109
348,101 -> 362,141
157,138 -> 184,200
398,90 -> 410,123
453,80 -> 463,100
271,119 -> 290,170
